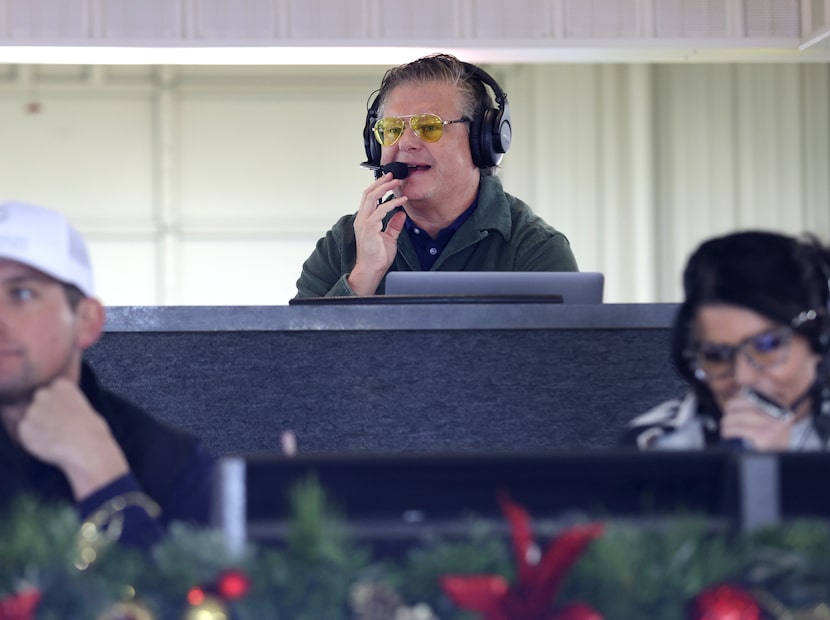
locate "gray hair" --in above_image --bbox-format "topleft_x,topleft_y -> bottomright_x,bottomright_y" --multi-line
374,54 -> 495,174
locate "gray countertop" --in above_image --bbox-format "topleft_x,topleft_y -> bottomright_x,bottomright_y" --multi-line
104,302 -> 679,332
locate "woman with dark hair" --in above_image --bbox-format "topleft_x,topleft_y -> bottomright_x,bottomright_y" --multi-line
625,230 -> 830,450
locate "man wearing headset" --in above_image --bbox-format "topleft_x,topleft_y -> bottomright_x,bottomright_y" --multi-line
295,53 -> 578,298
0,202 -> 213,550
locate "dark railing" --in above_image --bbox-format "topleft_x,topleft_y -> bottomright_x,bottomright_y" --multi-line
212,451 -> 830,553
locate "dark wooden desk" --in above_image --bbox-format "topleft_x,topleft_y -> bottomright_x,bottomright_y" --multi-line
86,303 -> 683,456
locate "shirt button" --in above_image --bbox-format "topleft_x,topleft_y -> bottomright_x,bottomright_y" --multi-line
413,228 -> 421,235
429,247 -> 437,255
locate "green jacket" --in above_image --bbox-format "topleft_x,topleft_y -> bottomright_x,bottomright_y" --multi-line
295,175 -> 579,298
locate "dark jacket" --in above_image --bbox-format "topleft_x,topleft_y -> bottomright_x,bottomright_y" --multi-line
0,362 -> 214,548
296,174 -> 578,298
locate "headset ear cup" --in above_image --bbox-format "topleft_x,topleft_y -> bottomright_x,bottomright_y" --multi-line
479,108 -> 498,168
496,100 -> 512,157
812,253 -> 830,354
467,110 -> 486,169
469,106 -> 511,169
471,105 -> 512,169
820,307 -> 830,354
824,270 -> 830,354
363,105 -> 381,167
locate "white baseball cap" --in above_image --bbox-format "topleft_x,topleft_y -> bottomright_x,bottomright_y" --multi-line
0,201 -> 94,297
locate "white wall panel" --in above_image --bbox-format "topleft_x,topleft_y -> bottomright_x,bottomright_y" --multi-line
288,0 -> 370,39
1,0 -> 826,65
194,0 -> 275,39
0,94 -> 155,226
179,238 -> 314,304
0,0 -> 807,43
177,82 -> 376,229
502,65 -> 606,278
656,0 -> 730,36
801,63 -> 830,232
652,63 -> 826,302
654,65 -> 742,301
8,0 -> 88,39
88,239 -> 158,305
471,0 -> 553,39
0,62 -> 827,306
377,0 -> 460,40
565,0 -> 641,37
808,0 -> 826,29
102,0 -> 182,39
501,64 -> 660,302
734,64 -> 805,229
745,0 -> 800,35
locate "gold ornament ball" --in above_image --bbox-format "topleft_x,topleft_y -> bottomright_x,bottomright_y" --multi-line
98,599 -> 155,620
181,595 -> 229,620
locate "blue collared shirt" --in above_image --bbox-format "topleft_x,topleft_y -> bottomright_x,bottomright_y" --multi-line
404,197 -> 480,270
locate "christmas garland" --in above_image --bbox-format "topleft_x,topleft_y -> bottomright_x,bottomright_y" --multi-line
2,476 -> 830,620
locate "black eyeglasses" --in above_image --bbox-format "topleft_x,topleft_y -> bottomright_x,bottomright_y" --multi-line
372,113 -> 468,147
688,325 -> 793,382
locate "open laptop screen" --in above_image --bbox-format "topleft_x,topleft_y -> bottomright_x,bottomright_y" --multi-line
384,271 -> 604,303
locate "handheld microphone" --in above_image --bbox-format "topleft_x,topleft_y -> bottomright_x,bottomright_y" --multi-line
720,388 -> 793,450
720,437 -> 753,451
360,161 -> 409,180
741,387 -> 793,421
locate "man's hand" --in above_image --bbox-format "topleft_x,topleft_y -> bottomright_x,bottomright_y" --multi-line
347,172 -> 409,296
17,378 -> 129,501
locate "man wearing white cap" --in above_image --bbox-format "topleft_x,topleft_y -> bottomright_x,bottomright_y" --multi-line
0,202 -> 213,550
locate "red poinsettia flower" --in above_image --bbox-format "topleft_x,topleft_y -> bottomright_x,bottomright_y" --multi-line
0,588 -> 41,620
441,494 -> 604,620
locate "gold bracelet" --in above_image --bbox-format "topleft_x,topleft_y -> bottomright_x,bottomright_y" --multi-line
75,491 -> 161,570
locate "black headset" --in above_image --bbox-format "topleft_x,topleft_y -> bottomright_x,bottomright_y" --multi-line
792,240 -> 830,437
796,240 -> 830,354
816,259 -> 830,354
362,62 -> 512,170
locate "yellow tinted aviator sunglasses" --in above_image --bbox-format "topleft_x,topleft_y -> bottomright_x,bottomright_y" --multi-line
373,113 -> 468,147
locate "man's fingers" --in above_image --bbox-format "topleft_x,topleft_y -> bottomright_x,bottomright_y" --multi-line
359,175 -> 403,213
385,210 -> 407,238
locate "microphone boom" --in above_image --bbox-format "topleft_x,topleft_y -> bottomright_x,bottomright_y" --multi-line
360,161 -> 409,180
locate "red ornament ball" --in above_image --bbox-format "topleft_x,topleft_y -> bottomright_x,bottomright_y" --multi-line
216,569 -> 251,600
687,584 -> 761,620
552,601 -> 604,620
186,587 -> 205,606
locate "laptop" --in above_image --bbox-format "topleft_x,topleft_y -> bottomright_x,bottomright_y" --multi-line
384,271 -> 604,303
